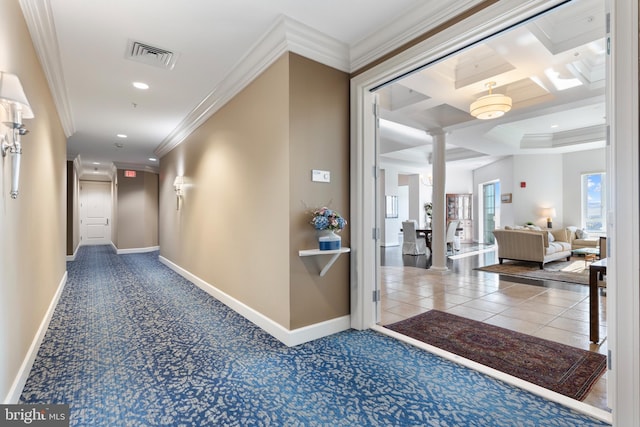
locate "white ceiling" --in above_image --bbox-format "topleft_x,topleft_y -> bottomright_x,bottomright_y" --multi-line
23,0 -> 459,178
19,0 -> 605,179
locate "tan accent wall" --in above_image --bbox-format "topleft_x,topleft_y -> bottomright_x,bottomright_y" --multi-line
66,161 -> 74,254
116,170 -> 159,250
289,54 -> 350,329
66,161 -> 80,256
160,52 -> 350,330
0,0 -> 67,401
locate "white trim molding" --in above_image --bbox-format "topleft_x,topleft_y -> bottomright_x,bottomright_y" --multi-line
116,246 -> 160,255
4,272 -> 67,403
159,256 -> 351,347
19,0 -> 75,137
609,0 -> 640,423
155,15 -> 349,158
349,0 -> 487,71
65,245 -> 79,262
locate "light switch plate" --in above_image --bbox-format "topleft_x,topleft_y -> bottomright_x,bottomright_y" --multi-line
312,169 -> 330,183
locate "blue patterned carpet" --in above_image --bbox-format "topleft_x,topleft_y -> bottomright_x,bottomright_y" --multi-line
20,246 -> 608,426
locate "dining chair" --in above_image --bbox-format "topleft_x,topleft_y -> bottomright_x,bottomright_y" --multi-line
446,220 -> 460,254
402,220 -> 427,255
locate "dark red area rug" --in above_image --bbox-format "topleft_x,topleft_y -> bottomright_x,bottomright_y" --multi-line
386,310 -> 607,401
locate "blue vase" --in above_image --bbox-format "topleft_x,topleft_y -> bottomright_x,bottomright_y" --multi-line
318,230 -> 341,250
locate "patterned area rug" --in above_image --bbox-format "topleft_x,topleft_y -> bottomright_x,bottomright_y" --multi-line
386,310 -> 607,401
19,246 -> 608,426
475,258 -> 590,285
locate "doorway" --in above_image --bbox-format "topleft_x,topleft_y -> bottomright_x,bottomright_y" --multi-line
80,181 -> 112,246
353,0 -> 615,418
481,181 -> 499,244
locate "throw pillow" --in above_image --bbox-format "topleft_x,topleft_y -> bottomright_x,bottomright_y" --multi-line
548,231 -> 555,242
576,229 -> 588,239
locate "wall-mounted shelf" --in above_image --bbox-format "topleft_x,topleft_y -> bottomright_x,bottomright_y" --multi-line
299,247 -> 351,277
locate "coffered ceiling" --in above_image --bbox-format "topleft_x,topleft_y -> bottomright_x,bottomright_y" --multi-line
377,0 -> 606,170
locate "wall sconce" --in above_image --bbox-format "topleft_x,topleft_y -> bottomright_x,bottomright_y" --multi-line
0,72 -> 34,199
173,175 -> 184,210
541,207 -> 556,228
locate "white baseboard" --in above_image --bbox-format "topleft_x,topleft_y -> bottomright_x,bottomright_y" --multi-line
116,245 -> 160,255
158,255 -> 350,347
65,245 -> 79,261
4,271 -> 67,403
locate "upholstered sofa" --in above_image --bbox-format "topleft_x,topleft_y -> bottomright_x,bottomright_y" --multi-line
566,226 -> 600,250
492,228 -> 572,269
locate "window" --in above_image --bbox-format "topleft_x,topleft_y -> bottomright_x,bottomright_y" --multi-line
582,173 -> 606,233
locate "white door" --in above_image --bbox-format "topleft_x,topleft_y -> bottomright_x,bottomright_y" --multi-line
80,181 -> 112,245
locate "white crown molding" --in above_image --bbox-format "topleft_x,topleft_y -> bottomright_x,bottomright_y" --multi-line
349,0 -> 486,72
520,124 -> 607,149
155,15 -> 349,158
19,0 -> 75,138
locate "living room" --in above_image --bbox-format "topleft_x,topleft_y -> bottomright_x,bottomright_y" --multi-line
381,147 -> 606,248
378,147 -> 609,411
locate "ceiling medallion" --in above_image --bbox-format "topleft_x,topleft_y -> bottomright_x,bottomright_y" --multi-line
469,82 -> 512,120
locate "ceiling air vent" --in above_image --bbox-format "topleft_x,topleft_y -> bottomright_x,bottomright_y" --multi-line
126,39 -> 179,70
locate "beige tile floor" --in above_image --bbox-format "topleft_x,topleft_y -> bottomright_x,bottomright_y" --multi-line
379,253 -> 609,411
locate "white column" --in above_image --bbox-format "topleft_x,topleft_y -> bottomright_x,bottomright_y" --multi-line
429,129 -> 448,272
408,174 -> 421,223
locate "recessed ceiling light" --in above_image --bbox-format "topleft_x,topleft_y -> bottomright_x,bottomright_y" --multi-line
92,162 -> 100,165
149,157 -> 157,162
117,134 -> 127,138
133,81 -> 149,90
551,124 -> 559,129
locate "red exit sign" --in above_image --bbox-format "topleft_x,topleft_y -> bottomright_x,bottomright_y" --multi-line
124,170 -> 137,178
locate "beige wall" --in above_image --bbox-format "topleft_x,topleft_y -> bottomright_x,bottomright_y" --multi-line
116,170 -> 159,250
160,52 -> 350,331
289,54 -> 350,328
0,0 -> 67,401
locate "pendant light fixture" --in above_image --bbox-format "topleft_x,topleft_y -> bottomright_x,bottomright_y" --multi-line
469,82 -> 512,120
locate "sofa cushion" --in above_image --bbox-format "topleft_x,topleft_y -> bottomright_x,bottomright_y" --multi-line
573,238 -> 599,248
547,241 -> 571,255
550,228 -> 569,242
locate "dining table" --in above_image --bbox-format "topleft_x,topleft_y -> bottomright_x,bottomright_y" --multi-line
415,228 -> 432,250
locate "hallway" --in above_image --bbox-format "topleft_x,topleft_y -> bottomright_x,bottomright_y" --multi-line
18,246 -> 608,426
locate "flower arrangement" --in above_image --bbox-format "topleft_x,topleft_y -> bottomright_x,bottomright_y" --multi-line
424,202 -> 433,226
311,207 -> 347,232
424,202 -> 433,218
